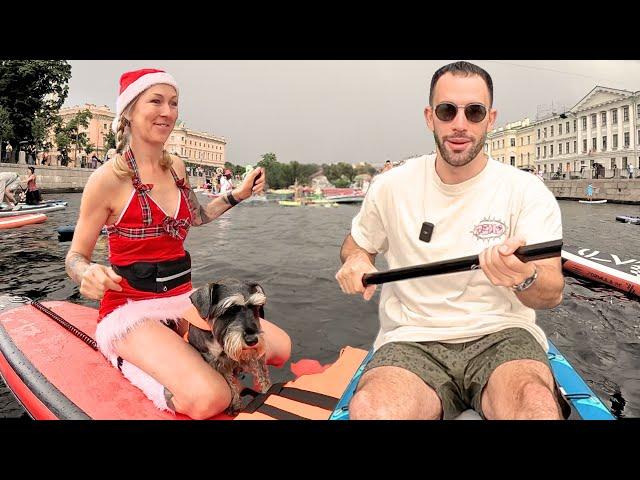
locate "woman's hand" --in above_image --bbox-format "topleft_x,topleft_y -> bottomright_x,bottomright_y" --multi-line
234,167 -> 266,201
80,263 -> 123,300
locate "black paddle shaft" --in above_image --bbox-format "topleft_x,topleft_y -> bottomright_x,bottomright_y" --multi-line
362,239 -> 563,287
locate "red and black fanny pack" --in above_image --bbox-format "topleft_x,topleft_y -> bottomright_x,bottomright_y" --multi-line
112,251 -> 191,293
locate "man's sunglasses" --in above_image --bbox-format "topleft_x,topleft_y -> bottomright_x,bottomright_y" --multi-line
434,102 -> 488,123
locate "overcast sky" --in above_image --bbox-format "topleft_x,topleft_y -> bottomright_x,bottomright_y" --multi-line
64,60 -> 640,166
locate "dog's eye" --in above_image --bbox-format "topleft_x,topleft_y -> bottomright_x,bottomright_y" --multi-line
226,305 -> 241,316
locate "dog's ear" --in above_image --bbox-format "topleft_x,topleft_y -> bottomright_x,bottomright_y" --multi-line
247,282 -> 266,319
190,283 -> 220,320
247,282 -> 265,297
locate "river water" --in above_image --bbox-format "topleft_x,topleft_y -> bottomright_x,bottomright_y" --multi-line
1,193 -> 638,418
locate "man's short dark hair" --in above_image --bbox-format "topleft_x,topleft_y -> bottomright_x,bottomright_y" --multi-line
429,61 -> 493,107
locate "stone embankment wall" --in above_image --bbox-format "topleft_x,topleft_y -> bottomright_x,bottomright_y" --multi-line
544,179 -> 640,204
0,162 -> 202,193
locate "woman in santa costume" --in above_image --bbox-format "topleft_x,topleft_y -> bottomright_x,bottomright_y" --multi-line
65,68 -> 291,419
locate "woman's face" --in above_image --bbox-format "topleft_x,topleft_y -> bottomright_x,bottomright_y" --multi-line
128,84 -> 178,146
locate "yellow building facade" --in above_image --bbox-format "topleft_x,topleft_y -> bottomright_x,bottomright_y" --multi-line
164,122 -> 226,169
486,118 -> 535,169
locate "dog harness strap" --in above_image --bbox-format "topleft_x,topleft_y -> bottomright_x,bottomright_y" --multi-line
239,383 -> 340,418
255,404 -> 309,421
275,387 -> 340,411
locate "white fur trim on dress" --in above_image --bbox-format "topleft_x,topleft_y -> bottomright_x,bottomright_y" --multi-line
95,290 -> 193,363
120,359 -> 172,412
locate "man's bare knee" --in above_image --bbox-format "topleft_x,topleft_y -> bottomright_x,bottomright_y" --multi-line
515,381 -> 561,420
349,367 -> 441,419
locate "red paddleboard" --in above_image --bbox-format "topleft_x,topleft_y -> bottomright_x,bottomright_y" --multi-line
562,246 -> 640,297
0,213 -> 47,230
0,296 -> 232,420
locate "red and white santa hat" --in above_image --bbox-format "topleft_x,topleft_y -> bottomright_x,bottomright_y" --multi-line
112,68 -> 179,132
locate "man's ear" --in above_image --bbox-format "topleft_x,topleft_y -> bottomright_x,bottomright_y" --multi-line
189,283 -> 220,319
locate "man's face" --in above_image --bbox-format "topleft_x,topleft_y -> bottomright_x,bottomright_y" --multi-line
425,73 -> 496,168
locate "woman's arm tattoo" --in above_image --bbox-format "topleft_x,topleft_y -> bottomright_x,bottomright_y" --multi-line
187,189 -> 234,226
66,251 -> 91,285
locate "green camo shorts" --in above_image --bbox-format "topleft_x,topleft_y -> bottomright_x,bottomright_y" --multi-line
362,327 -> 570,419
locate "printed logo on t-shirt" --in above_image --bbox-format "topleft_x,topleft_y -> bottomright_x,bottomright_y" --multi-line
471,217 -> 507,242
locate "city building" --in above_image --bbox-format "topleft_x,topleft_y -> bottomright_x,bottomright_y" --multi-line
164,121 -> 226,170
46,104 -> 116,164
569,86 -> 639,176
486,118 -> 535,169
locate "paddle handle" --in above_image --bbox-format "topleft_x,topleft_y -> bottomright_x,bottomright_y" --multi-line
362,239 -> 563,287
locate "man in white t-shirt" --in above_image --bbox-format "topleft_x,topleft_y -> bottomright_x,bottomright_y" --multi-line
335,61 -> 567,420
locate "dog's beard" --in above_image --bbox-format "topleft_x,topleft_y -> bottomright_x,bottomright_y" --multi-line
222,325 -> 266,362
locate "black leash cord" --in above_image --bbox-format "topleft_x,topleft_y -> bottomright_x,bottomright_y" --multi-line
30,300 -> 98,351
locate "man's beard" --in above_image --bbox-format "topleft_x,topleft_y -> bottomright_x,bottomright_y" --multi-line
434,131 -> 487,167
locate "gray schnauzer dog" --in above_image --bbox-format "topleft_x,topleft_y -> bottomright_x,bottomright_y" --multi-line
188,278 -> 272,414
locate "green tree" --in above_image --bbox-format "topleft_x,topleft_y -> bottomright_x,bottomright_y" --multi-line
323,162 -> 355,185
257,152 -> 287,189
0,60 -> 71,154
354,163 -> 376,176
103,129 -> 116,151
54,109 -> 92,160
0,105 -> 13,160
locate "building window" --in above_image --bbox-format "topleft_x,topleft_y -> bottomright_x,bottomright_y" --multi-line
624,132 -> 630,147
558,143 -> 562,155
601,112 -> 607,126
559,123 -> 562,135
602,136 -> 607,151
537,147 -> 540,159
550,126 -> 554,136
510,156 -> 515,166
573,141 -> 576,153
611,158 -> 616,169
543,146 -> 547,158
566,141 -> 569,153
103,123 -> 108,130
537,129 -> 540,139
623,157 -> 628,169
551,163 -> 554,172
592,138 -> 597,151
520,138 -> 523,146
527,152 -> 530,162
591,114 -> 597,128
582,117 -> 587,130
623,106 -> 629,122
612,109 -> 618,124
527,135 -> 530,144
583,139 -> 587,153
544,127 -> 547,138
510,138 -> 515,147
613,134 -> 618,149
566,121 -> 570,132
550,145 -> 554,157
